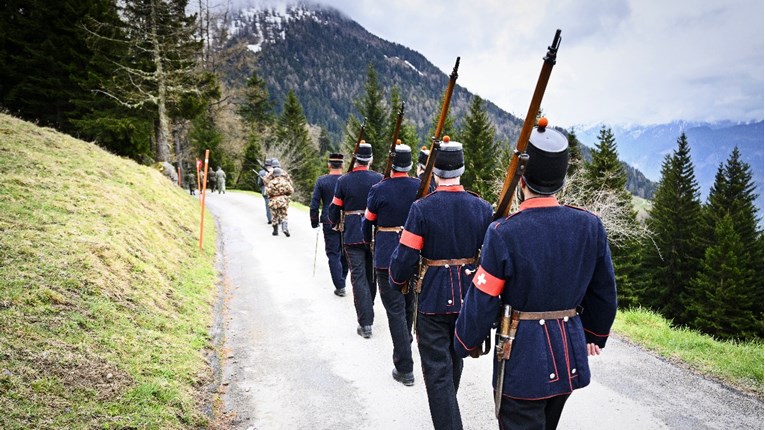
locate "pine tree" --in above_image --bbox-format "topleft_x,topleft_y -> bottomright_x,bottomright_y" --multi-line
344,64 -> 388,170
641,133 -> 704,324
566,128 -> 583,175
237,69 -> 274,132
458,96 -> 499,201
688,215 -> 756,340
318,128 -> 332,155
189,109 -> 224,172
84,0 -> 213,162
702,147 -> 763,335
275,90 -> 320,204
581,127 -> 641,307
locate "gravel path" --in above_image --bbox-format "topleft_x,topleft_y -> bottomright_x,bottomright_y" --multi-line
204,191 -> 762,430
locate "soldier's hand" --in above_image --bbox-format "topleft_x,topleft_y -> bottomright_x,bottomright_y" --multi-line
586,343 -> 602,356
311,222 -> 319,229
468,349 -> 482,359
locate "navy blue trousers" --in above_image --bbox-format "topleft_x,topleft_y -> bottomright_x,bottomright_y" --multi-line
418,313 -> 463,430
323,224 -> 347,289
498,394 -> 570,430
377,269 -> 414,373
345,245 -> 376,326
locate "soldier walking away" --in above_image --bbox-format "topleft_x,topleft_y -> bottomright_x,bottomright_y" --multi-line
454,122 -> 618,429
186,170 -> 196,195
265,167 -> 294,237
328,143 -> 383,339
417,146 -> 437,194
310,153 -> 349,297
208,168 -> 217,193
215,166 -> 227,194
361,145 -> 419,386
258,159 -> 274,224
389,141 -> 493,429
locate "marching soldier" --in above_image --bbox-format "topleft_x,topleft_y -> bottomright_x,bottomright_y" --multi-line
454,123 -> 617,428
265,167 -> 293,237
389,140 -> 492,429
257,159 -> 274,224
361,145 -> 419,386
310,153 -> 349,297
185,170 -> 196,195
328,143 -> 383,338
215,166 -> 226,194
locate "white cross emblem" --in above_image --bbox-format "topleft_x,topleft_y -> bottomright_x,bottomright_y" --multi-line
476,273 -> 487,286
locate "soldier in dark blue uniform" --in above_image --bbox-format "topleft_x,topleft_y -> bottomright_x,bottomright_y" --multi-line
454,122 -> 618,429
310,153 -> 348,297
328,143 -> 383,338
417,146 -> 437,194
361,144 -> 420,386
389,140 -> 493,430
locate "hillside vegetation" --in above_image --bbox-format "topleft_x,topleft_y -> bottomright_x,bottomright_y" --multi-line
0,114 -> 217,429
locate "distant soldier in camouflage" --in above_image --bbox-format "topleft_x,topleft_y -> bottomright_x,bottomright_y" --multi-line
266,167 -> 294,237
215,166 -> 227,194
186,170 -> 196,195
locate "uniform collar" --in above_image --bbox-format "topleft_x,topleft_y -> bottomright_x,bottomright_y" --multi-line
329,169 -> 343,175
519,195 -> 559,210
352,166 -> 369,172
435,185 -> 464,192
391,171 -> 409,178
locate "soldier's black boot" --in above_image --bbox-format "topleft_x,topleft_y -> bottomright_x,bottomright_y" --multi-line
282,221 -> 290,237
272,225 -> 279,236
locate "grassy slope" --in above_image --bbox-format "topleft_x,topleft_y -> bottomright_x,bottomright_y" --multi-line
0,114 -> 217,429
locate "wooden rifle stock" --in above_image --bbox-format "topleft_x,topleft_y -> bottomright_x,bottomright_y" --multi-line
493,30 -> 562,220
347,119 -> 367,173
416,57 -> 460,198
383,102 -> 406,178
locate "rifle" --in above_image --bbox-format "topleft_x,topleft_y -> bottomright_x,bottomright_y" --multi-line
383,102 -> 406,178
492,29 -> 563,416
346,119 -> 367,173
406,57 -> 460,336
493,29 -> 562,220
416,57 -> 460,199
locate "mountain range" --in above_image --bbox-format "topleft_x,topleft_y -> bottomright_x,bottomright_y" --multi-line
576,121 -> 764,210
212,2 -> 762,208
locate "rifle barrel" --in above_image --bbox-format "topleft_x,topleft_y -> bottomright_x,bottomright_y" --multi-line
417,57 -> 460,198
493,30 -> 562,219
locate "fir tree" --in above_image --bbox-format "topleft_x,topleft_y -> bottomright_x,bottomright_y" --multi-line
688,215 -> 756,340
566,128 -> 583,175
582,127 -> 640,307
237,69 -> 274,133
458,96 -> 499,201
641,133 -> 704,324
345,65 -> 388,170
702,147 -> 763,334
275,90 -> 320,204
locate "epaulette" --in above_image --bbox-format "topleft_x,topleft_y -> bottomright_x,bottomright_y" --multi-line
466,190 -> 481,198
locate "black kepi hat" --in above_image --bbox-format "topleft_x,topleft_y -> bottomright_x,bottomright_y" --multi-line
433,136 -> 464,178
392,142 -> 412,172
356,141 -> 373,161
523,118 -> 569,195
418,146 -> 430,166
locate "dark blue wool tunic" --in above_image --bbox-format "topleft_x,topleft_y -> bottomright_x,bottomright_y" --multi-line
328,167 -> 383,246
361,172 -> 420,269
389,185 -> 492,314
454,196 -> 617,400
310,172 -> 342,226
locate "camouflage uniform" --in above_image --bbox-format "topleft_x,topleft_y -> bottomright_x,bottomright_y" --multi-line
186,171 -> 196,195
215,167 -> 226,194
266,170 -> 294,236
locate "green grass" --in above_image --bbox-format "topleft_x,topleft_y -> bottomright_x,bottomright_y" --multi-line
614,307 -> 763,396
0,113 -> 217,429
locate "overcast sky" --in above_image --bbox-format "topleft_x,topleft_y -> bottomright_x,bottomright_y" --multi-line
230,0 -> 764,129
